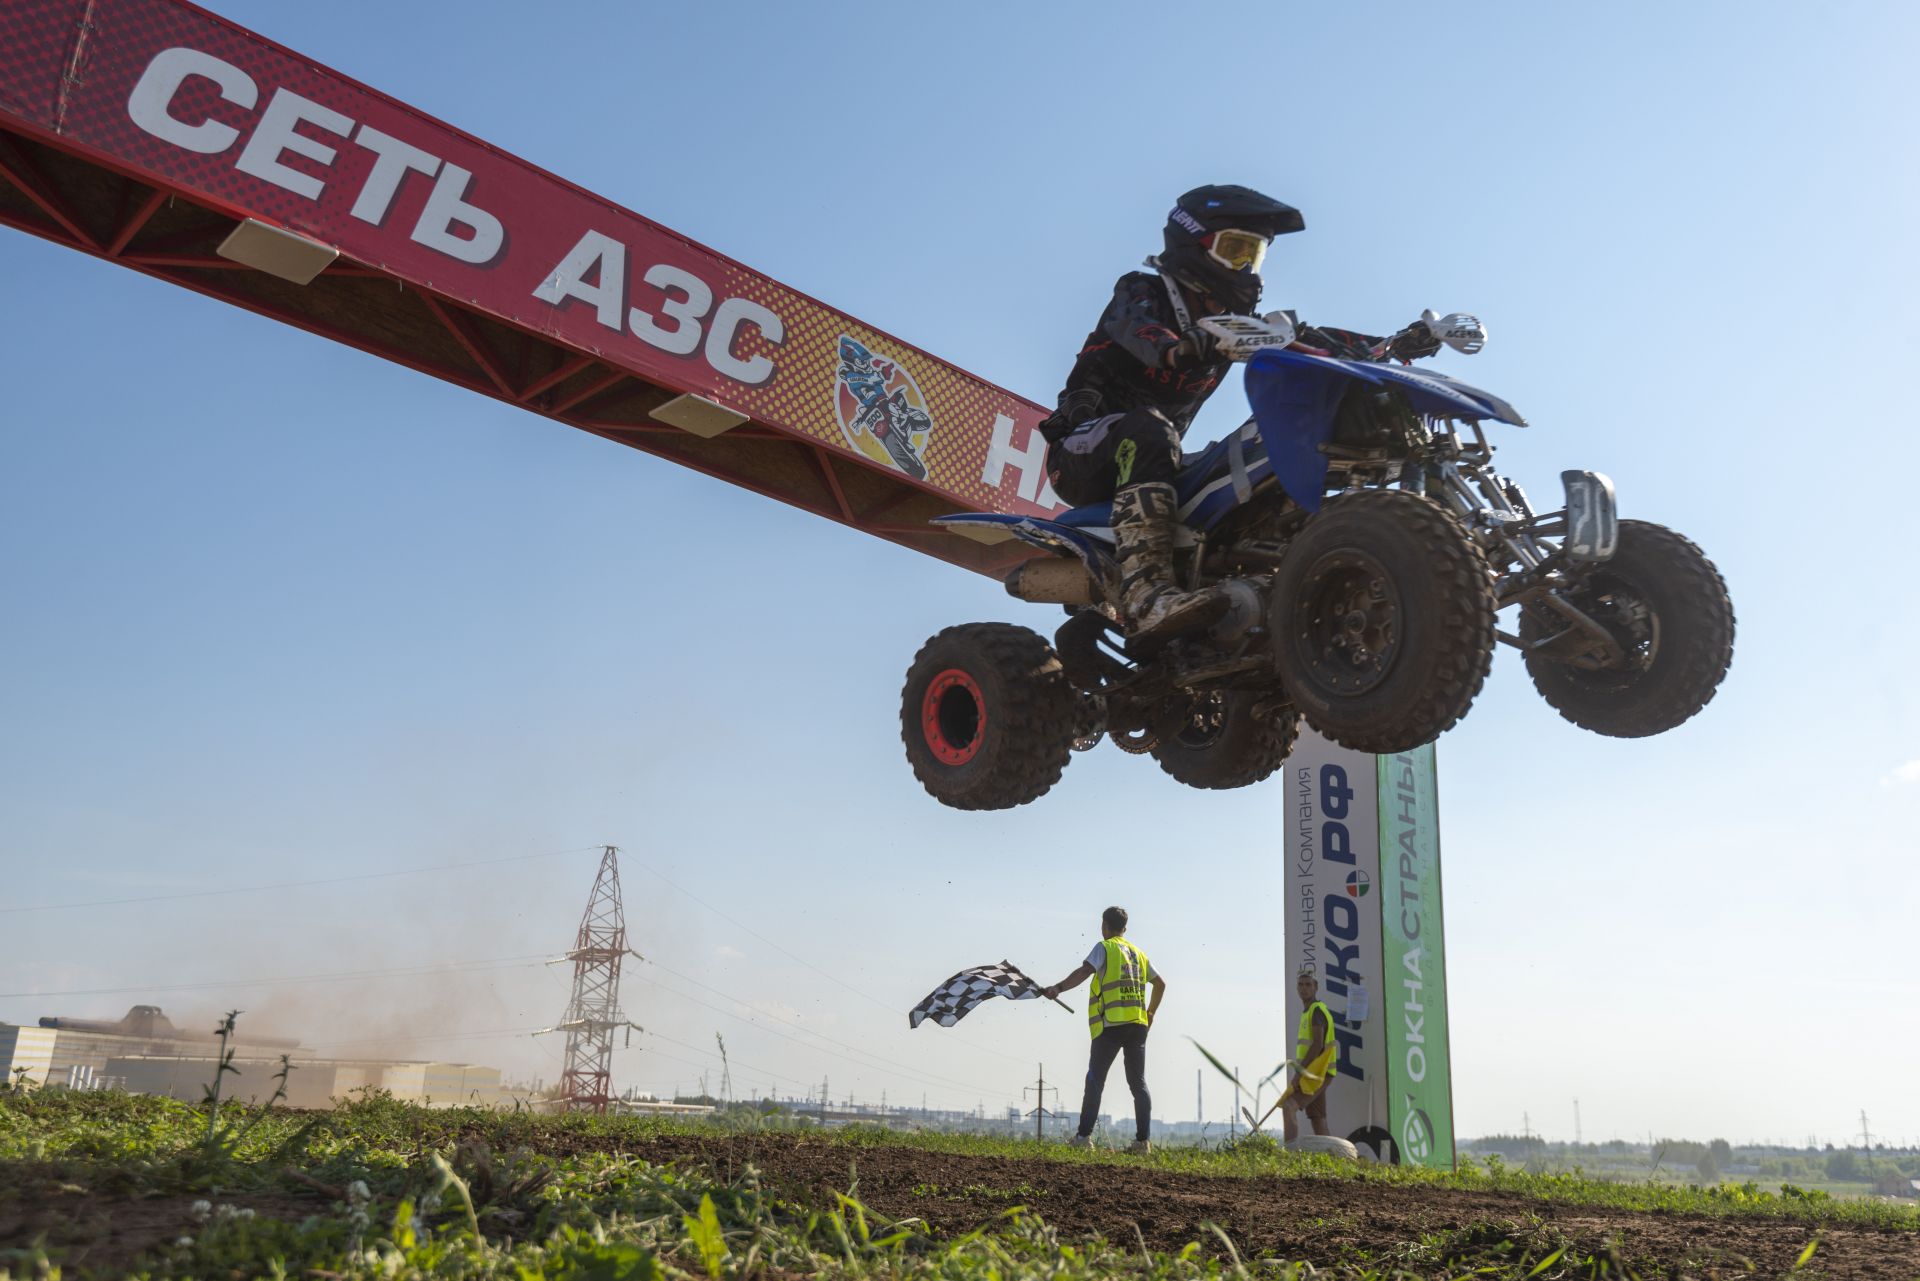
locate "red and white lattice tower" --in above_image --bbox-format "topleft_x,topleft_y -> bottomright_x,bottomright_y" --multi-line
544,845 -> 642,1113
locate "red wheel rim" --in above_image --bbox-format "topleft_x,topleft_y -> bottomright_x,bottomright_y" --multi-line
921,668 -> 986,766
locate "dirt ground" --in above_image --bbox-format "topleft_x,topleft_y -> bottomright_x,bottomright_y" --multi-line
6,1133 -> 1918,1278
0,1188 -> 315,1276
563,1133 -> 1920,1280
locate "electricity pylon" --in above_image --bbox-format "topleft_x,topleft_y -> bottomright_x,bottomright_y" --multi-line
537,845 -> 642,1113
1024,1063 -> 1062,1141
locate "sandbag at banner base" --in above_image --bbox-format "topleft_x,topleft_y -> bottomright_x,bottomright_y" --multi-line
1267,1065 -> 1358,1158
1287,1134 -> 1360,1160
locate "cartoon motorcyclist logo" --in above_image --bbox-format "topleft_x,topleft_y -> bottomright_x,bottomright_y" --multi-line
834,335 -> 933,480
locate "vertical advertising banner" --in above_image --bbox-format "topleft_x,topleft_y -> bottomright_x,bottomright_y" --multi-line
1283,733 -> 1454,1167
1378,744 -> 1455,1170
1285,729 -> 1389,1156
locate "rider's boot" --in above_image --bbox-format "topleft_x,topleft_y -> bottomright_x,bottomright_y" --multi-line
1110,482 -> 1227,643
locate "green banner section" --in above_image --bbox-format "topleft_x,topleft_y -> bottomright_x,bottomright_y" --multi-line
1377,744 -> 1454,1170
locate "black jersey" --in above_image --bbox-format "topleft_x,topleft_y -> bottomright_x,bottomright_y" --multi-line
1039,271 -> 1231,444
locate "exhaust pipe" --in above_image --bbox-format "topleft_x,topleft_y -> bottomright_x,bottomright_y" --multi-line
1004,558 -> 1095,605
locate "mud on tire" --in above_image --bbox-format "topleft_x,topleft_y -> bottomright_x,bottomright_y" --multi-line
1270,490 -> 1495,754
1150,691 -> 1300,790
1522,520 -> 1734,737
901,622 -> 1079,810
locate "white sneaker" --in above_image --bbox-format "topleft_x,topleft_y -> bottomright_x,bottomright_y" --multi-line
1066,1134 -> 1094,1149
1128,1139 -> 1152,1155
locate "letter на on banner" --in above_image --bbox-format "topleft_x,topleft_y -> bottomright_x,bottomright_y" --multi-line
1378,743 -> 1455,1170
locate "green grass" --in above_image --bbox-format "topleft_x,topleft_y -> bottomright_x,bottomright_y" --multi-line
0,1088 -> 1913,1279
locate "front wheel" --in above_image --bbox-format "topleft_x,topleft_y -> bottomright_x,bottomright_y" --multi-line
1270,490 -> 1496,753
1522,521 -> 1734,737
900,623 -> 1079,810
1149,690 -> 1300,790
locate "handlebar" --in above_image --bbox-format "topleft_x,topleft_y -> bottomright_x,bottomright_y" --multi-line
1196,311 -> 1485,364
1367,312 -> 1486,362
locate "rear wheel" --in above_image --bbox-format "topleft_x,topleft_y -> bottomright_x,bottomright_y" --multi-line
900,623 -> 1079,810
1150,690 -> 1300,790
1522,520 -> 1733,737
1270,490 -> 1496,753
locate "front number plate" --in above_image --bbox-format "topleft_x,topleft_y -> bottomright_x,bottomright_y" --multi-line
1561,470 -> 1618,562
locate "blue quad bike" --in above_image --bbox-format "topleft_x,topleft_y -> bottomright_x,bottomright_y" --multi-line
900,313 -> 1735,810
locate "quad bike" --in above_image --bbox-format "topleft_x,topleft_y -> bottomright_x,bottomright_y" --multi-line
901,311 -> 1735,810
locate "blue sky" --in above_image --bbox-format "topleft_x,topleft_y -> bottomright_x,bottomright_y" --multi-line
3,1 -> 1917,1145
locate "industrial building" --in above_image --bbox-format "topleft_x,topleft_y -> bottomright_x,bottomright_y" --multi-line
0,1006 -> 501,1108
104,1054 -> 502,1109
0,1005 -> 298,1091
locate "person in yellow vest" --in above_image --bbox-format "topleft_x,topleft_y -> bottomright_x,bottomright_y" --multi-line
1042,905 -> 1166,1153
1283,965 -> 1337,1142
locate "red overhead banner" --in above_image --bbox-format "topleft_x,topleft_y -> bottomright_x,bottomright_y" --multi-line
0,0 -> 1065,521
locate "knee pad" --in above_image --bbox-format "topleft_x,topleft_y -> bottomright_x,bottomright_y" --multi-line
1115,409 -> 1182,486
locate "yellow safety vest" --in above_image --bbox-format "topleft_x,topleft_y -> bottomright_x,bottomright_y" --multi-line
1087,937 -> 1153,1038
1296,1000 -> 1337,1087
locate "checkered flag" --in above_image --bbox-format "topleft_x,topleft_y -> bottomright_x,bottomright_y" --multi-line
909,961 -> 1060,1028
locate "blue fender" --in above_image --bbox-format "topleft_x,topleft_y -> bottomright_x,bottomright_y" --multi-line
1244,349 -> 1526,512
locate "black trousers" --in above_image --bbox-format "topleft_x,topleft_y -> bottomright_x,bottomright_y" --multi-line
1045,408 -> 1183,508
1077,1023 -> 1151,1140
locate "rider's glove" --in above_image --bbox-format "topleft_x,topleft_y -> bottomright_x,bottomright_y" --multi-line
1388,322 -> 1442,362
1169,326 -> 1216,367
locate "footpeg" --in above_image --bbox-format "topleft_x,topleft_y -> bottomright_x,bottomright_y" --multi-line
1130,592 -> 1230,646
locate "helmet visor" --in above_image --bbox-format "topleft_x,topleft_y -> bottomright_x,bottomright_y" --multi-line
1205,229 -> 1269,273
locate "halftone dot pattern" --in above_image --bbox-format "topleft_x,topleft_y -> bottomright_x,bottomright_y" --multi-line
32,0 -> 368,236
0,1 -> 82,126
4,0 -> 1061,519
718,263 -> 1056,515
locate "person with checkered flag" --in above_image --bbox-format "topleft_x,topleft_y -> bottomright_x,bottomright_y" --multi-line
1042,905 -> 1166,1153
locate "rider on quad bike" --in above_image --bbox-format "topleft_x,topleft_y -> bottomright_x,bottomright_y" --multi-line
899,188 -> 1734,812
1041,184 -> 1440,643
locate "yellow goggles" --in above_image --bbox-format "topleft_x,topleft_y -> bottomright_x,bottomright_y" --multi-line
1205,228 -> 1269,273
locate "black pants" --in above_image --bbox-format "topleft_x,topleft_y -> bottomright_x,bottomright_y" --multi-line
1077,1023 -> 1151,1140
1046,408 -> 1182,508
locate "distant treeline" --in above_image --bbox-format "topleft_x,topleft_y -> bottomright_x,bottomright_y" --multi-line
1463,1135 -> 1920,1185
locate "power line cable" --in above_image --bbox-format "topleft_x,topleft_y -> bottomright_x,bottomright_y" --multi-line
628,859 -> 1033,1066
302,1024 -> 542,1053
643,1028 -> 866,1099
238,1020 -> 970,1112
628,861 -> 908,1017
290,976 -> 1008,1109
626,1042 -> 820,1098
639,958 -> 1012,1098
4,844 -> 1037,1105
0,953 -> 552,1001
0,845 -> 603,915
301,975 -> 1003,1106
633,966 -> 1003,1100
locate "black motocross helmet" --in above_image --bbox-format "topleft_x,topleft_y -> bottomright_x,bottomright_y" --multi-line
1159,184 -> 1304,314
